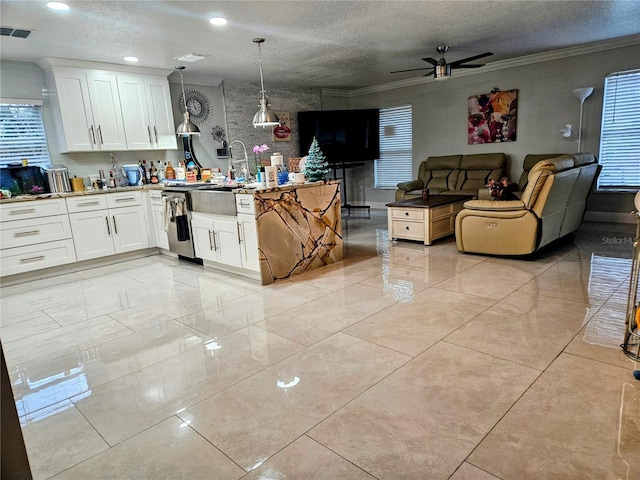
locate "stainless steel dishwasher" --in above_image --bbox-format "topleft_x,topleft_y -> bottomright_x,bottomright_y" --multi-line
161,186 -> 200,260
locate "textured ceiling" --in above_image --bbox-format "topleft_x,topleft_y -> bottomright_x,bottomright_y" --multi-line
1,1 -> 639,89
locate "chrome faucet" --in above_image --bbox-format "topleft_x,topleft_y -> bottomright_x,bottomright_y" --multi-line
229,140 -> 252,183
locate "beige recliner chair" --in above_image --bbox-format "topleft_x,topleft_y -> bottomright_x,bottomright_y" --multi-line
455,154 -> 599,256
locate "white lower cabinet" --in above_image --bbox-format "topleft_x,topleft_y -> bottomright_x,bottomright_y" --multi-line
0,240 -> 77,277
69,206 -> 149,261
68,209 -> 115,260
192,212 -> 243,268
237,213 -> 260,272
0,198 -> 77,277
67,192 -> 149,262
148,190 -> 169,250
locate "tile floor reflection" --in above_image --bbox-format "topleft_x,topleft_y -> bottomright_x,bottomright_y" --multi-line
1,210 -> 638,479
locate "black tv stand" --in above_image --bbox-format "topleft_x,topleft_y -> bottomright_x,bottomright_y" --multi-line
331,162 -> 370,216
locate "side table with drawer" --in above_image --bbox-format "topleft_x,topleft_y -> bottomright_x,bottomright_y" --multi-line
386,195 -> 474,245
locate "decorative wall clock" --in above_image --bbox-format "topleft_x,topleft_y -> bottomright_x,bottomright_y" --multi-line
179,89 -> 211,126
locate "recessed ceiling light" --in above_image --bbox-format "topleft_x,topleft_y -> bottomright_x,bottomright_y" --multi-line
123,56 -> 139,63
47,2 -> 70,11
209,17 -> 227,26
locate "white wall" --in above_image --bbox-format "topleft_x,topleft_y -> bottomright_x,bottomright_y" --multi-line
168,81 -> 228,173
326,44 -> 640,213
1,60 -> 170,178
3,43 -> 637,215
0,60 -> 227,180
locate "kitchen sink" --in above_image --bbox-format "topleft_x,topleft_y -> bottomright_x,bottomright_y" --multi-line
190,187 -> 237,215
196,185 -> 237,192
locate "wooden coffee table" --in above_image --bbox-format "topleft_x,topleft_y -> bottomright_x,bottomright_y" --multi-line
386,195 -> 474,245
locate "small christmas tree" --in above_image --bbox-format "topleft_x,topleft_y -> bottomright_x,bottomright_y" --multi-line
303,136 -> 330,182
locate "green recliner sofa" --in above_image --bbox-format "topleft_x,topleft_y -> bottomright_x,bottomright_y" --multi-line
395,153 -> 506,201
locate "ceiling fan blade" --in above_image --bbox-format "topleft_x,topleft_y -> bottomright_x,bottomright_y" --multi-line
423,70 -> 435,77
451,64 -> 485,69
390,67 -> 432,74
421,57 -> 439,66
448,52 -> 493,67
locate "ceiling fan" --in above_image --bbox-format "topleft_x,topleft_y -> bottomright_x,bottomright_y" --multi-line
391,45 -> 493,79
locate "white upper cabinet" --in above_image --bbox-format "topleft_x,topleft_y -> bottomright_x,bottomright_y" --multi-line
144,76 -> 178,150
86,71 -> 128,150
39,59 -> 177,152
117,74 -> 152,150
48,68 -> 127,152
118,74 -> 177,150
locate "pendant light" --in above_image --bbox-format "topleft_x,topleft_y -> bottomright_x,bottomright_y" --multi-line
175,66 -> 200,136
252,38 -> 280,128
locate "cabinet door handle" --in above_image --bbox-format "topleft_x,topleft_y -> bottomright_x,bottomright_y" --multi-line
9,208 -> 36,215
237,222 -> 242,243
97,125 -> 104,145
208,230 -> 214,251
14,230 -> 40,237
211,230 -> 218,251
405,226 -> 410,230
90,125 -> 96,144
19,255 -> 45,263
112,215 -> 118,234
147,126 -> 152,144
78,201 -> 100,207
405,212 -> 409,216
239,200 -> 251,207
154,126 -> 158,144
105,216 -> 111,235
115,197 -> 136,202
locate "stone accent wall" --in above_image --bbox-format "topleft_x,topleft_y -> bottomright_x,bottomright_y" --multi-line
223,82 -> 322,167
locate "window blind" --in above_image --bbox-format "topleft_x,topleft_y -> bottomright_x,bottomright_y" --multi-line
597,69 -> 640,190
375,105 -> 412,189
0,103 -> 51,168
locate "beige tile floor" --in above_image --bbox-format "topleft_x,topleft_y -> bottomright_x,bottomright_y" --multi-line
1,210 -> 639,479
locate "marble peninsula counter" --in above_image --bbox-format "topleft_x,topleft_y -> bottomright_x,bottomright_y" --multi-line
0,180 -> 342,285
234,180 -> 343,285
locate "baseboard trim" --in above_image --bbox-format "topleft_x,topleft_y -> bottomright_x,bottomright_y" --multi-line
346,201 -> 388,209
0,248 -> 163,287
583,211 -> 637,224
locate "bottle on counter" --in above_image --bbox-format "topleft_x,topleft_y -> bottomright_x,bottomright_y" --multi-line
257,165 -> 265,185
108,171 -> 116,188
187,160 -> 200,182
149,161 -> 158,184
99,169 -> 107,190
138,161 -> 146,184
165,161 -> 176,180
143,160 -> 150,184
157,162 -> 165,181
175,160 -> 186,181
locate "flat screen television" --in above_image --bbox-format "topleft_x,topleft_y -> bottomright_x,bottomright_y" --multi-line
298,109 -> 379,163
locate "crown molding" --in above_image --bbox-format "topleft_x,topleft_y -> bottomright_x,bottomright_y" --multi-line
322,34 -> 640,98
167,73 -> 223,87
36,57 -> 173,77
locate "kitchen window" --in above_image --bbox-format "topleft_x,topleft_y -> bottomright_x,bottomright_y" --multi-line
375,105 -> 413,189
0,100 -> 51,168
597,69 -> 640,190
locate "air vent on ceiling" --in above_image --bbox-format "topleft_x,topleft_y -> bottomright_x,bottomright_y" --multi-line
174,53 -> 209,63
1,27 -> 32,38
